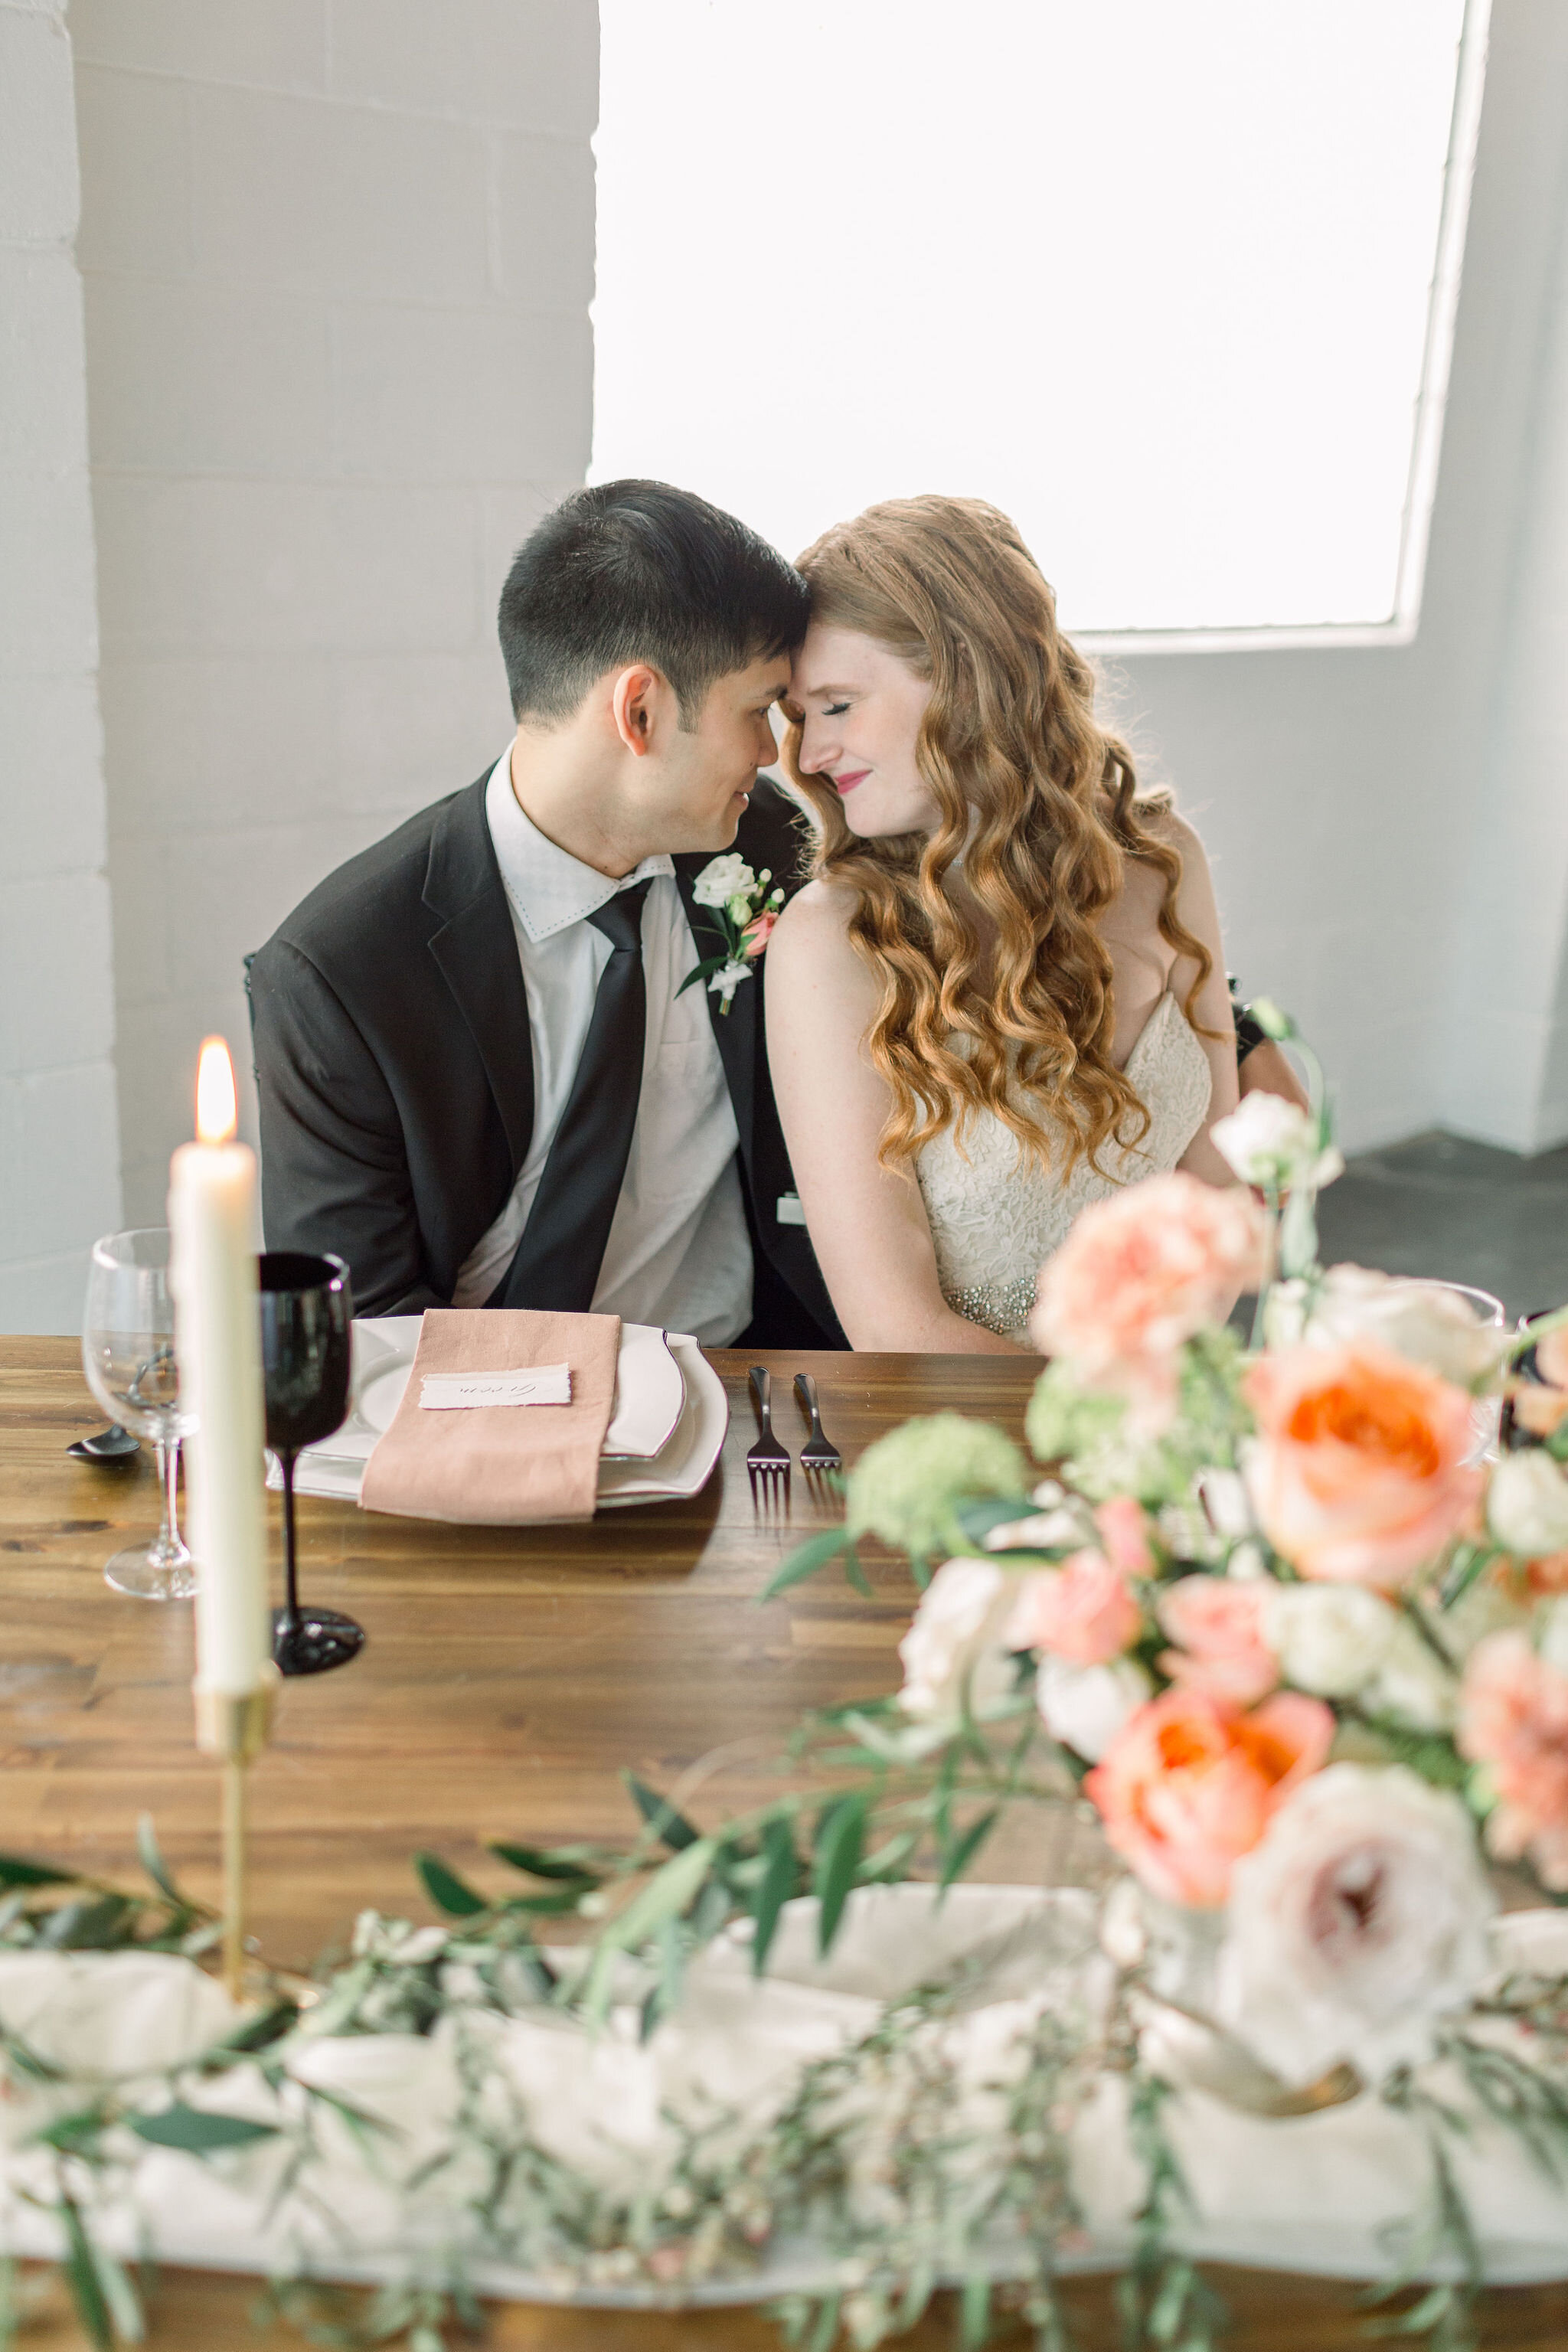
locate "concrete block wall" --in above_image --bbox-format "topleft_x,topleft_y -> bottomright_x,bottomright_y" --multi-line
68,0 -> 599,1225
0,0 -> 121,1331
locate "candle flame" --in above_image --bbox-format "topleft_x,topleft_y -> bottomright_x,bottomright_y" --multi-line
195,1036 -> 238,1145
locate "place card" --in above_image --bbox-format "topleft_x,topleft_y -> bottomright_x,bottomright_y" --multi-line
418,1364 -> 572,1410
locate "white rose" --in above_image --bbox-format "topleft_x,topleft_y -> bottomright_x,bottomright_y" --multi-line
1211,1093 -> 1343,1192
1361,1615 -> 1457,1732
1266,1266 -> 1506,1390
897,1558 -> 1018,1726
1216,1764 -> 1495,2083
691,854 -> 755,910
1261,1583 -> 1396,1698
1488,1448 -> 1568,1556
1034,1654 -> 1152,1762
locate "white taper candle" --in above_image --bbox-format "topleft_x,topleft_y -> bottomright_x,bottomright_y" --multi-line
168,1037 -> 270,1696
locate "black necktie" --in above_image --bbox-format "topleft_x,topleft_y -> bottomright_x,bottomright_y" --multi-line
491,879 -> 653,1312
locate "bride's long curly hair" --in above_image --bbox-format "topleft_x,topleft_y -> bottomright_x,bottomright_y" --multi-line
779,495 -> 1214,1176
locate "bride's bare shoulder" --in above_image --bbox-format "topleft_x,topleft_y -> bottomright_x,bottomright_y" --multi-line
770,876 -> 858,959
1130,793 -> 1206,861
766,877 -> 876,1017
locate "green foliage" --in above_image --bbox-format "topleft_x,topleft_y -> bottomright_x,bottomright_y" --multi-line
33,1896 -> 138,1952
812,1795 -> 867,1955
751,1815 -> 802,1976
413,1854 -> 488,1919
488,1841 -> 599,1885
1344,1712 -> 1472,1791
624,1772 -> 701,1852
130,2103 -> 278,2153
0,1854 -> 74,1890
952,1494 -> 1059,1550
844,1414 -> 1027,1567
580,1838 -> 717,2024
760,1524 -> 863,1601
938,1806 -> 1000,1896
58,2196 -> 115,2352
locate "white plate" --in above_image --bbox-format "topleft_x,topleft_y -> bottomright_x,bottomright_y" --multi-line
351,1319 -> 684,1461
276,1322 -> 727,1514
596,1335 -> 728,1508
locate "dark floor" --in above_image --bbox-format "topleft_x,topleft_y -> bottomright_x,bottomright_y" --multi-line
1313,1130 -> 1568,1321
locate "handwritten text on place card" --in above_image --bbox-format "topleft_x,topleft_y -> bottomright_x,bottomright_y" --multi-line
418,1364 -> 572,1410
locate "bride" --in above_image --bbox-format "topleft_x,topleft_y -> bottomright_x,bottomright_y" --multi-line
766,494 -> 1249,1355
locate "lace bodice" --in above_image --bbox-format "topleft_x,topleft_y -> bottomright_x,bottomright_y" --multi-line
916,992 -> 1213,1340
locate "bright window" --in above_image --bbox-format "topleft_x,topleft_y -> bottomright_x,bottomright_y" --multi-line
591,0 -> 1485,647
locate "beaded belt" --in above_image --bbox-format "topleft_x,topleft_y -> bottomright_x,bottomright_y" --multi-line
942,1272 -> 1038,1338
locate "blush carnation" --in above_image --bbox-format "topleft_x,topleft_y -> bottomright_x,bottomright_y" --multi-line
1156,1575 -> 1278,1707
1084,1687 -> 1335,1908
1243,1340 -> 1481,1590
1028,1174 -> 1268,1426
1007,1550 -> 1143,1666
1458,1631 -> 1568,1890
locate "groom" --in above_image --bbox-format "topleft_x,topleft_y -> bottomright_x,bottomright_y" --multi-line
249,479 -> 843,1347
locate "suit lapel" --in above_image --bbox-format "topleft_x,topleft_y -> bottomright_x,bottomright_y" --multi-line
674,856 -> 757,1157
424,774 -> 534,1181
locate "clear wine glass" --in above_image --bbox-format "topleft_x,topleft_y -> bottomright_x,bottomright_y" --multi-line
81,1228 -> 198,1600
1389,1277 -> 1507,1462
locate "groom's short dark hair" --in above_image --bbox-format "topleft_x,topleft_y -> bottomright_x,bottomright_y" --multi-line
498,480 -> 808,728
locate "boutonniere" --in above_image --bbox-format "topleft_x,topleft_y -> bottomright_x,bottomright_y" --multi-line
680,855 -> 786,1014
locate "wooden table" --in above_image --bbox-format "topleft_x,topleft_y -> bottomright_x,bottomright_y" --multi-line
2,1338 -> 1563,2350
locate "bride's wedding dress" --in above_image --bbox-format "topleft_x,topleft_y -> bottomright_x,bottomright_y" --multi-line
916,991 -> 1212,1341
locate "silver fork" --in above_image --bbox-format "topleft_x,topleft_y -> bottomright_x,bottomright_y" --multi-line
746,1366 -> 791,1505
792,1373 -> 842,1481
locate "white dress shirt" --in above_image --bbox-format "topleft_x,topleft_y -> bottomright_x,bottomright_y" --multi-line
450,754 -> 753,1344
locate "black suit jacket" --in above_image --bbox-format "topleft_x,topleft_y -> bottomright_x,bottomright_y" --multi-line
247,773 -> 845,1345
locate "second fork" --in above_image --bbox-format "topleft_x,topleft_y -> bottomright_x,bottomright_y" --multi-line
792,1372 -> 842,1480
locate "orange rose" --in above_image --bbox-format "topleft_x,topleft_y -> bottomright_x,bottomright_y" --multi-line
1085,1687 -> 1334,1908
1243,1340 -> 1481,1590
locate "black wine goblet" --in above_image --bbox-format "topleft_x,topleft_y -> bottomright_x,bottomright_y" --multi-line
258,1250 -> 362,1676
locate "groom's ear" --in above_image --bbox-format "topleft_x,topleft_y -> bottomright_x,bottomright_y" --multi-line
609,663 -> 665,759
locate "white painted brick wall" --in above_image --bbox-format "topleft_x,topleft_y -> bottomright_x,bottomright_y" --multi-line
0,0 -> 121,1333
69,0 -> 598,1225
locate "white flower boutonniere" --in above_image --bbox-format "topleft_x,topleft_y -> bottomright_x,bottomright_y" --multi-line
681,857 -> 786,1014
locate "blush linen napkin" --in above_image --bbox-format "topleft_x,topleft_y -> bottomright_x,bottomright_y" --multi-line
358,1308 -> 620,1524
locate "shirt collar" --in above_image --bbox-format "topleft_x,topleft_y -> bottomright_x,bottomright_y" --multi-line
485,752 -> 674,943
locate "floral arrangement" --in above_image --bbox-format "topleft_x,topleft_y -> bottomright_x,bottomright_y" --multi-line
5,1004 -> 1568,2352
681,854 -> 786,1011
821,1008 -> 1568,1991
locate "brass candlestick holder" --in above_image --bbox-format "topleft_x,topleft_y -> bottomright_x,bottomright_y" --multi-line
193,1671 -> 277,2002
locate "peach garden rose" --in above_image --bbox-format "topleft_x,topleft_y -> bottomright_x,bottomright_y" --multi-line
1156,1574 -> 1278,1707
1007,1548 -> 1142,1666
1243,1339 -> 1481,1590
1028,1172 -> 1268,1426
1458,1630 -> 1568,1890
1083,1686 -> 1335,1907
